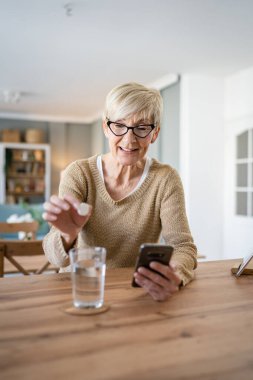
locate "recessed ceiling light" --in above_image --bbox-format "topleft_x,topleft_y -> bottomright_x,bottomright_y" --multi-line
0,90 -> 21,104
64,3 -> 73,17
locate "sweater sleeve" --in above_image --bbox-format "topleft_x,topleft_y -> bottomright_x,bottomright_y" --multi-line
160,169 -> 198,286
43,161 -> 88,268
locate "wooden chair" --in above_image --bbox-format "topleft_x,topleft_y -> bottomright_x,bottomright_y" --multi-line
0,221 -> 39,240
0,222 -> 56,277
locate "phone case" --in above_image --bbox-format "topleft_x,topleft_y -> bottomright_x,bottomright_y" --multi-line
132,244 -> 174,287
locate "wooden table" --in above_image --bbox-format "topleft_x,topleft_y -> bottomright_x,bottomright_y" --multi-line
0,259 -> 253,380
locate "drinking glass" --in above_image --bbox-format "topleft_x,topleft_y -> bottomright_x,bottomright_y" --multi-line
69,247 -> 106,309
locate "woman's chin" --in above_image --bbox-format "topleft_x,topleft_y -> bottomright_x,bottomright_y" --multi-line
115,149 -> 140,166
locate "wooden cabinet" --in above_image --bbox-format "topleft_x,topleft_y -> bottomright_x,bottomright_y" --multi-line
0,143 -> 50,204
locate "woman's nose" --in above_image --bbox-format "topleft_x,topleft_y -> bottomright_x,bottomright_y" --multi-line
122,129 -> 137,142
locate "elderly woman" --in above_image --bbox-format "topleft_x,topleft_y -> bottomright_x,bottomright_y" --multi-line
43,82 -> 197,301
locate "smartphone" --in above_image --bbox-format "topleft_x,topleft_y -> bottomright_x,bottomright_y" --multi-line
132,243 -> 174,287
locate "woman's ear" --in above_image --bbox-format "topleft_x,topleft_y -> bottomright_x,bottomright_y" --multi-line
151,126 -> 160,143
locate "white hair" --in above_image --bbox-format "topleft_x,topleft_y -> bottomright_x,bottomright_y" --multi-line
103,82 -> 163,126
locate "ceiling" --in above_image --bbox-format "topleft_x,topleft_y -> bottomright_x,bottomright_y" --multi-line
1,0 -> 253,123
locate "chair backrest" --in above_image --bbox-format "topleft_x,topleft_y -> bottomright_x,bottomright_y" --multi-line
0,240 -> 53,277
0,221 -> 39,240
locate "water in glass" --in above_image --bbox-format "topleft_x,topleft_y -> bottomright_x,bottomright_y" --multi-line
72,258 -> 105,308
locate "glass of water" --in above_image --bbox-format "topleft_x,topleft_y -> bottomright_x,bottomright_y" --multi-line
69,247 -> 106,309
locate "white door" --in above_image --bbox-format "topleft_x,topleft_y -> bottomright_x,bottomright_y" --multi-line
224,118 -> 253,259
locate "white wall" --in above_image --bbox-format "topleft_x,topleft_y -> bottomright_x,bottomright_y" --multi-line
91,119 -> 104,156
49,122 -> 92,195
159,82 -> 180,170
224,67 -> 253,259
180,75 -> 224,260
49,123 -> 67,196
225,67 -> 253,121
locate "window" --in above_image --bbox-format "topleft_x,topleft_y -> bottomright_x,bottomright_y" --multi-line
236,129 -> 253,216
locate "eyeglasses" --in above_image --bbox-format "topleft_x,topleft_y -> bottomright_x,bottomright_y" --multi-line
106,119 -> 155,138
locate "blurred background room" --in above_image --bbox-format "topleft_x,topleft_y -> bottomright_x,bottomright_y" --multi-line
0,0 -> 253,261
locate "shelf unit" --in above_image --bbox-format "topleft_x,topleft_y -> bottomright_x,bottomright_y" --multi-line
0,142 -> 50,204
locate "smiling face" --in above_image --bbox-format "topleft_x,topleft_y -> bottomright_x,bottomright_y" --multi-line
103,116 -> 160,166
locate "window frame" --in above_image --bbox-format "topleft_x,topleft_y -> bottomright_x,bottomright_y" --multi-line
235,128 -> 253,217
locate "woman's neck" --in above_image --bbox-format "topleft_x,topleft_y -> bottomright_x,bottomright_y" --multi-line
102,153 -> 146,185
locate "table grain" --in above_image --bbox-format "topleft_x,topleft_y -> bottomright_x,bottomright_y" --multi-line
0,259 -> 253,380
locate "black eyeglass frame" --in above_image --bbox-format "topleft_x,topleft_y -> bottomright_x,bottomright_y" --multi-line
106,119 -> 156,138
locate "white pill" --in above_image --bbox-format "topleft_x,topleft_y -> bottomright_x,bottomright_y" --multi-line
77,202 -> 90,216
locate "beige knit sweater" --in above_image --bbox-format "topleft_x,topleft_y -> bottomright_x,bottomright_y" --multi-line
43,155 -> 197,286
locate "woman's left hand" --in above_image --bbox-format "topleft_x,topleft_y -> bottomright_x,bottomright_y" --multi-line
133,261 -> 182,301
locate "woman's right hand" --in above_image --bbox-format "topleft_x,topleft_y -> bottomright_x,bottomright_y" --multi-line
42,194 -> 92,250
